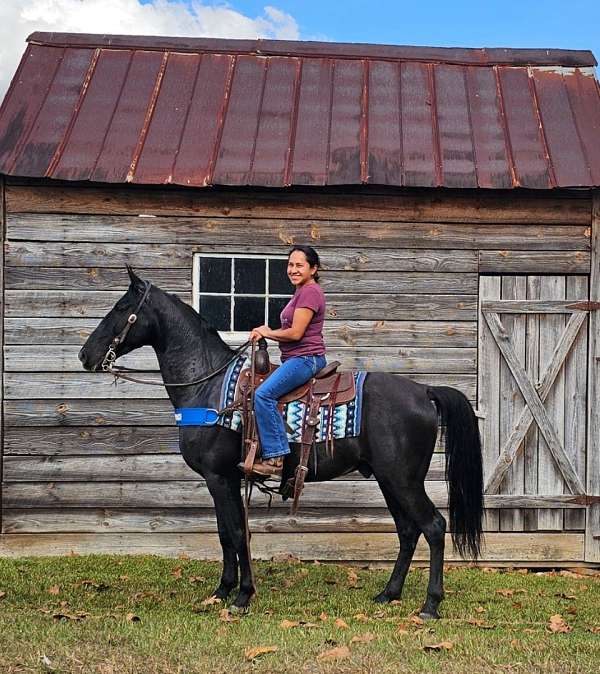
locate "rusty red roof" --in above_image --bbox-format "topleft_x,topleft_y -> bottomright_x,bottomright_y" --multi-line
0,31 -> 599,189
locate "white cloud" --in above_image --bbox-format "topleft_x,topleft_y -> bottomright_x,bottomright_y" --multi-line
0,0 -> 300,101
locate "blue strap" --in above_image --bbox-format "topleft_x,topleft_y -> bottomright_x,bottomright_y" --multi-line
174,408 -> 220,426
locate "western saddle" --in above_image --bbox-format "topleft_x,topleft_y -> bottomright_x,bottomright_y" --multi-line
235,340 -> 355,513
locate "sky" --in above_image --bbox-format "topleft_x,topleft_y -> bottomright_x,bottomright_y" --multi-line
1,0 -> 599,101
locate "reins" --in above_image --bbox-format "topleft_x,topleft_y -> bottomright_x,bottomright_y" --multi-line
100,281 -> 252,388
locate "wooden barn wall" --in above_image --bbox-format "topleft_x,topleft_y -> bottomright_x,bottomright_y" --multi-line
0,183 -> 593,563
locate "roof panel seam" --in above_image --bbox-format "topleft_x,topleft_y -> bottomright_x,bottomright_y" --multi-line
360,59 -> 369,183
127,51 -> 169,183
325,59 -> 335,183
90,50 -> 134,180
248,57 -> 269,183
283,58 -> 302,187
462,67 -> 479,187
397,62 -> 404,186
562,70 -> 594,185
206,55 -> 236,186
169,53 -> 203,184
494,66 -> 518,188
7,47 -> 65,176
527,66 -> 557,188
46,47 -> 101,178
429,63 -> 443,187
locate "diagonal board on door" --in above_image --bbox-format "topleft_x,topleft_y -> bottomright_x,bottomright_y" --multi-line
478,275 -> 589,533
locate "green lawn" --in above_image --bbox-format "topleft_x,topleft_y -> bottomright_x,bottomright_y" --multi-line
0,556 -> 598,673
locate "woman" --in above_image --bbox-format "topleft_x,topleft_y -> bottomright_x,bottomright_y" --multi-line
246,245 -> 327,477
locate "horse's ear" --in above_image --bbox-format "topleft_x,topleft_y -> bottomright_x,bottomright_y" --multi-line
126,265 -> 144,291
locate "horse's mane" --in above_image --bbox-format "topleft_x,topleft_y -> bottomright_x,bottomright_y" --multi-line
162,287 -> 223,341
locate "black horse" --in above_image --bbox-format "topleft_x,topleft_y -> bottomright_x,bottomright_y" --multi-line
79,268 -> 484,618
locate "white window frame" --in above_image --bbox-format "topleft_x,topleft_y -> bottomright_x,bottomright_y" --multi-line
192,252 -> 291,344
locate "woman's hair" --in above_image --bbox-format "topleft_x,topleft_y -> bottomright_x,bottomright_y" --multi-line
289,244 -> 321,282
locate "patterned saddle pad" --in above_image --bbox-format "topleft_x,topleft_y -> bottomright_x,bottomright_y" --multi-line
217,355 -> 367,442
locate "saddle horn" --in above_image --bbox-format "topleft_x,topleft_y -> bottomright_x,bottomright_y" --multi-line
254,337 -> 270,374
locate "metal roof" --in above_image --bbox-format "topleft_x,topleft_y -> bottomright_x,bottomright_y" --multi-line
0,32 -> 599,189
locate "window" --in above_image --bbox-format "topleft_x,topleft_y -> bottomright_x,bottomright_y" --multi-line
192,253 -> 292,336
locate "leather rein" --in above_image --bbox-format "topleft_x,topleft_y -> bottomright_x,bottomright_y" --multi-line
100,281 -> 251,388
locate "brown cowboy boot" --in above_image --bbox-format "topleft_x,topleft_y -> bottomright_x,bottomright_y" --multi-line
244,456 -> 284,478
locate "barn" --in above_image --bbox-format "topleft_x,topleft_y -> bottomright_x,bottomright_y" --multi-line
0,32 -> 599,566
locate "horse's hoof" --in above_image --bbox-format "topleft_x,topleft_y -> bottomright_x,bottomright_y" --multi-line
419,611 -> 440,621
373,591 -> 397,604
229,603 -> 249,615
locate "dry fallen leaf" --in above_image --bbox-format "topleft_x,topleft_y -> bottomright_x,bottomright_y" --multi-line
319,612 -> 329,622
317,646 -> 351,661
219,608 -> 239,623
271,553 -> 301,564
53,611 -> 88,621
244,646 -> 278,661
424,641 -> 454,652
467,618 -> 495,629
410,615 -> 424,626
350,632 -> 376,644
171,567 -> 183,580
587,626 -> 600,634
0,591 -> 6,600
178,552 -> 190,560
475,606 -> 486,613
555,592 -> 576,600
48,585 -> 60,596
560,570 -> 585,579
347,569 -> 359,587
548,614 -> 571,633
496,589 -> 514,597
201,595 -> 222,606
188,576 -> 205,584
354,613 -> 369,622
126,613 -> 141,623
334,618 -> 349,629
280,619 -> 300,629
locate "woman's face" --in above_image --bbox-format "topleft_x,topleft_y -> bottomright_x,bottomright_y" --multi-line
287,250 -> 317,287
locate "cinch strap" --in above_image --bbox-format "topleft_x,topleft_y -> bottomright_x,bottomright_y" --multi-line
174,408 -> 220,426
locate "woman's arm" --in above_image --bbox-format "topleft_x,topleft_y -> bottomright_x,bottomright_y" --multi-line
250,307 -> 314,343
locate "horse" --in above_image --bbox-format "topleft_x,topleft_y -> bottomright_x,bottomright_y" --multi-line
79,267 -> 484,618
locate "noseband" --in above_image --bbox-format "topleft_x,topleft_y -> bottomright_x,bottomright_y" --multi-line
100,281 -> 251,387
101,281 -> 153,372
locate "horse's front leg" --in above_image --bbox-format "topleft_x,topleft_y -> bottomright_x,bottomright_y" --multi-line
205,474 -> 255,609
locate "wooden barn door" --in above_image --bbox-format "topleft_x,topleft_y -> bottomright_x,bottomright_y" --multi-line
478,275 -> 596,561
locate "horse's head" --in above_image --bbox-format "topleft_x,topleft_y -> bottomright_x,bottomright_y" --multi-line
79,266 -> 155,371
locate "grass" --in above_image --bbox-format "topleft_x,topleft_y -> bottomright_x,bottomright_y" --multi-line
0,556 -> 598,674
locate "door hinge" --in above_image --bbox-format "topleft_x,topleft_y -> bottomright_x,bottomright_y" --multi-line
566,301 -> 600,311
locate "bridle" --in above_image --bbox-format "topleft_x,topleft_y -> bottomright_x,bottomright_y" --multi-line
100,281 -> 251,388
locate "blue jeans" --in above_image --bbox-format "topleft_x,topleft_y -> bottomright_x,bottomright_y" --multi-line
254,354 -> 327,459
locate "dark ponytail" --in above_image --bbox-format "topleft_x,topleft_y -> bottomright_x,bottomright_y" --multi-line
289,244 -> 321,282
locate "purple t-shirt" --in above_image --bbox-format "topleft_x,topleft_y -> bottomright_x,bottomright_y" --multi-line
279,282 -> 326,361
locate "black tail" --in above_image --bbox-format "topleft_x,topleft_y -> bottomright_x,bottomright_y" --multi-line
428,386 -> 483,559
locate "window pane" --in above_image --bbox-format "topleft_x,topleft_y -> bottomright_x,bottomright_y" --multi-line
269,258 -> 291,294
198,257 -> 231,293
199,295 -> 231,331
268,297 -> 290,329
234,258 -> 265,294
234,297 -> 265,332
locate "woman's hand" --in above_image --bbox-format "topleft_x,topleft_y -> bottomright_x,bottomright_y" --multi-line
249,325 -> 272,341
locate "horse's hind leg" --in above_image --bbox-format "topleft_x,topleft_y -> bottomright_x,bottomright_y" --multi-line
402,486 -> 446,619
374,473 -> 446,618
373,481 -> 421,603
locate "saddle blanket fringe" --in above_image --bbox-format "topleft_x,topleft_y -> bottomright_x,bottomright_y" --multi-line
218,355 -> 366,442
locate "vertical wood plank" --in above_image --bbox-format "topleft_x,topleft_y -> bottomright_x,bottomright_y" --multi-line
586,192 -> 600,562
499,276 -> 525,531
564,276 -> 588,530
538,276 -> 565,531
0,177 -> 4,534
478,275 -> 500,531
523,276 -> 540,531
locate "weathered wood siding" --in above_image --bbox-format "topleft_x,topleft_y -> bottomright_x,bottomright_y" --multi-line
1,182 -> 594,563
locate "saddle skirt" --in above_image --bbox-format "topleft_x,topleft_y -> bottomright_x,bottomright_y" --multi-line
217,355 -> 367,443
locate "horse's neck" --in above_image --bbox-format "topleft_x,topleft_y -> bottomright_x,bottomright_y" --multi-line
152,294 -> 233,408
